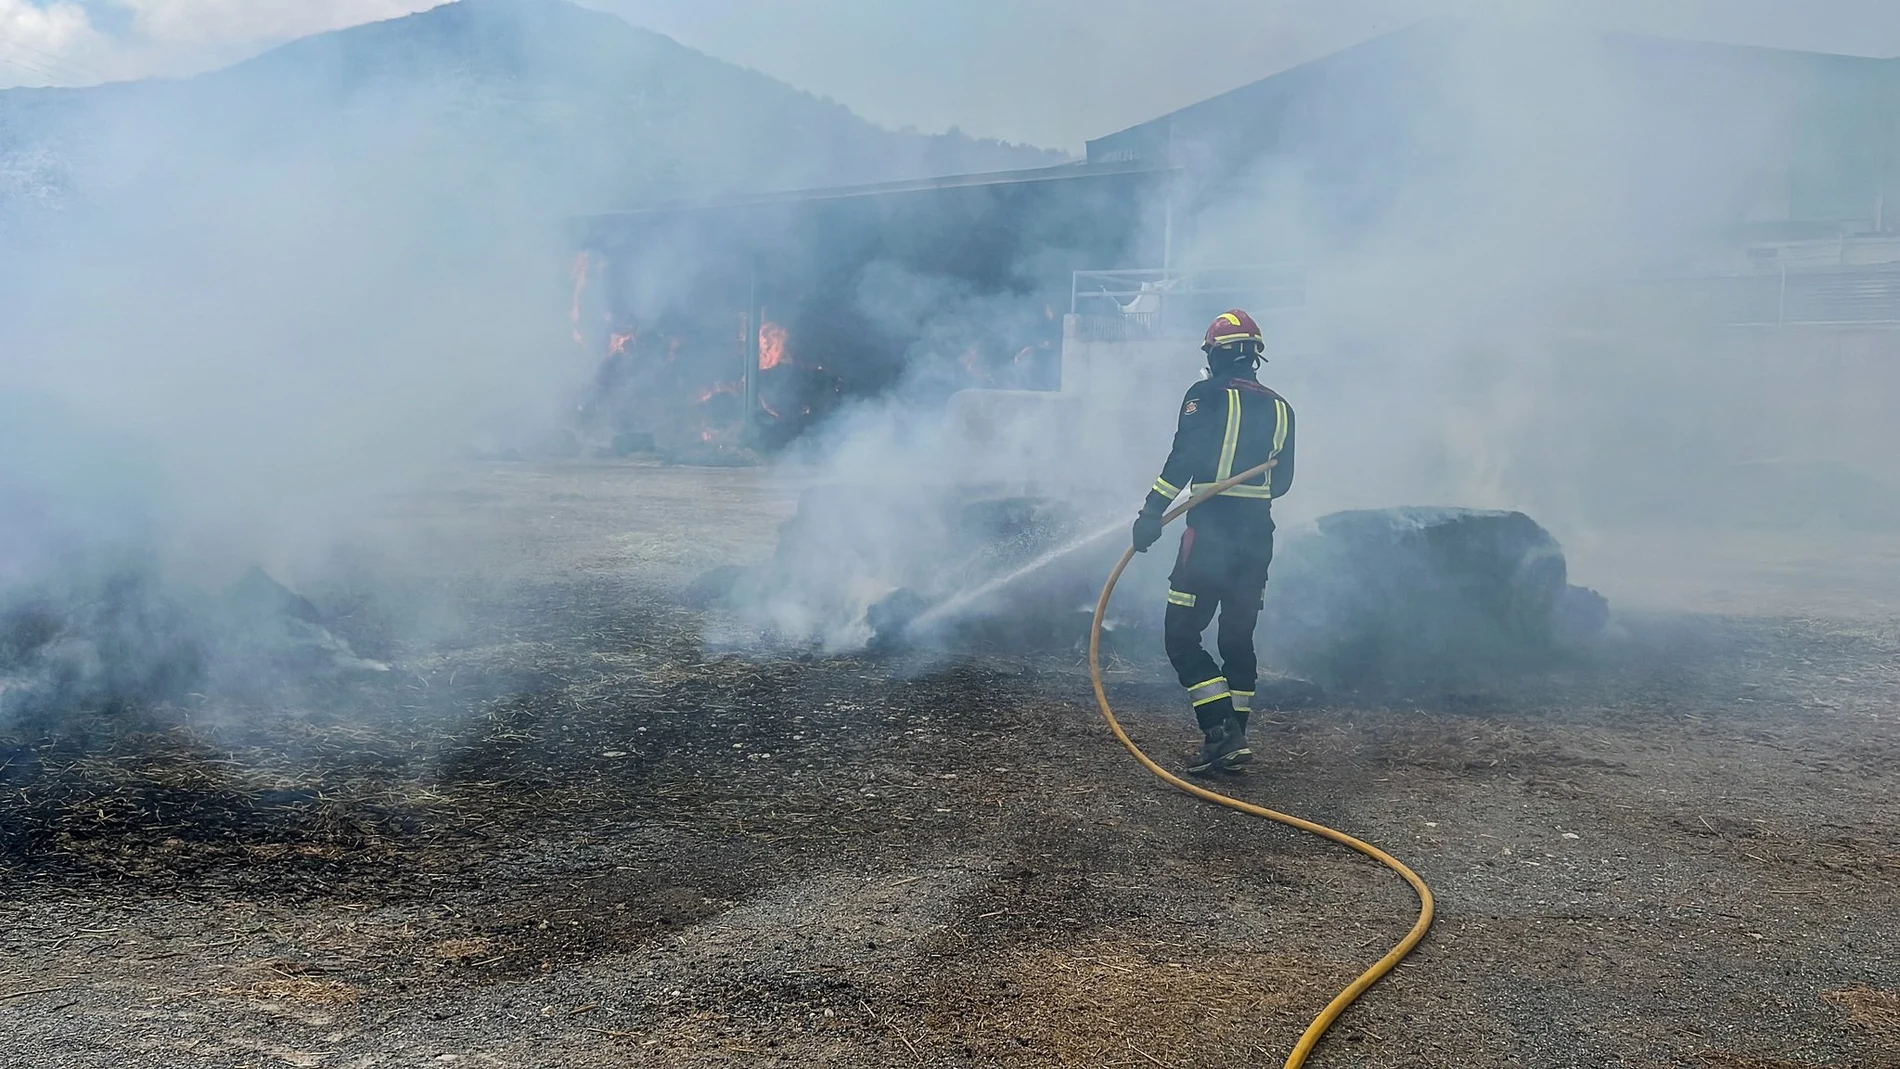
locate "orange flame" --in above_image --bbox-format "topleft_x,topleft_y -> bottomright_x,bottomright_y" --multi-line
608,330 -> 634,356
759,321 -> 789,370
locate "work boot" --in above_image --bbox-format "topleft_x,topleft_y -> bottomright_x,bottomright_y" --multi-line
1186,718 -> 1249,775
1219,712 -> 1254,769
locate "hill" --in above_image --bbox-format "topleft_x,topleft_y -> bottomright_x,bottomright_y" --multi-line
0,0 -> 1066,224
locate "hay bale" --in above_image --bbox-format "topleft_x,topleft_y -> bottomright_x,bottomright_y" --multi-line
1,568 -> 205,729
1264,507 -> 1582,687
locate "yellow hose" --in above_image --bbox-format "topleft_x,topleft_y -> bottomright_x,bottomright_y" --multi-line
1087,459 -> 1435,1068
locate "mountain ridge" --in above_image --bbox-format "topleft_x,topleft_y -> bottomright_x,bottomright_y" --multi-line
0,0 -> 1067,224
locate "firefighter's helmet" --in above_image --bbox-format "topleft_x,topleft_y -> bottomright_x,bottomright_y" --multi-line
1202,309 -> 1263,352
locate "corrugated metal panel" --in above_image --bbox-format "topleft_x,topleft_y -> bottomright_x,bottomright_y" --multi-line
1637,265 -> 1900,326
1782,265 -> 1900,324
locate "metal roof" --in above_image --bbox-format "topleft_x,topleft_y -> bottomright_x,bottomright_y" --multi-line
573,158 -> 1176,230
1085,18 -> 1900,168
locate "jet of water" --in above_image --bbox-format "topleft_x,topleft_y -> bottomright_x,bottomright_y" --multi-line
906,517 -> 1129,634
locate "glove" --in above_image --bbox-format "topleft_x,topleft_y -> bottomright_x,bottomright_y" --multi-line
1132,509 -> 1165,553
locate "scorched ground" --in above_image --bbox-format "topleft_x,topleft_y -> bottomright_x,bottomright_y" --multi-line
3,461 -> 1898,1069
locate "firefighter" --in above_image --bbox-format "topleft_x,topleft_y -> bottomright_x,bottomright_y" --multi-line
1131,309 -> 1295,773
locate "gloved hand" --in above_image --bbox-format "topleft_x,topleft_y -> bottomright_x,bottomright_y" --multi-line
1132,509 -> 1165,553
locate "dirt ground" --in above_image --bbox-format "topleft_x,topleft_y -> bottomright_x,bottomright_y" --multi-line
4,460 -> 1898,1069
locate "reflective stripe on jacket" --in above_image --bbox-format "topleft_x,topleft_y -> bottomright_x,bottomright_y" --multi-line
1145,371 -> 1295,513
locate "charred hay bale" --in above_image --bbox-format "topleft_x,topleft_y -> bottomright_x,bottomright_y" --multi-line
949,495 -> 1088,583
226,566 -> 324,625
1557,583 -> 1610,639
1,569 -> 206,731
865,588 -> 933,653
731,484 -> 1100,649
1265,507 -> 1580,688
212,568 -> 391,678
1,565 -> 391,733
865,495 -> 1097,651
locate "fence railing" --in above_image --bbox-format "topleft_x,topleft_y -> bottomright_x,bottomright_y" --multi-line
1071,265 -> 1306,337
1065,312 -> 1169,344
1774,264 -> 1900,326
1626,263 -> 1900,328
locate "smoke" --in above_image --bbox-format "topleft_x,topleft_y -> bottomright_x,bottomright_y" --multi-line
0,6 -> 616,727
0,0 -> 1097,729
9,0 -> 1890,715
712,14 -> 1900,654
1218,20 -> 1899,538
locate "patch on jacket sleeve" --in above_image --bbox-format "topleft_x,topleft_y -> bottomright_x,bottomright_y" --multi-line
1182,399 -> 1199,416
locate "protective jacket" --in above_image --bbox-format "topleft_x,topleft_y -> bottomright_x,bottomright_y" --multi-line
1143,369 -> 1295,525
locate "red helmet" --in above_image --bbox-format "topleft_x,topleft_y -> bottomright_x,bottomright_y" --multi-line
1203,309 -> 1263,351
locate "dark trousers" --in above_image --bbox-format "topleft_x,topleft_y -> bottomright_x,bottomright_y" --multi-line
1163,519 -> 1274,730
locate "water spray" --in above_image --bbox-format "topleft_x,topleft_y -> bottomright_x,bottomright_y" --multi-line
902,517 -> 1128,636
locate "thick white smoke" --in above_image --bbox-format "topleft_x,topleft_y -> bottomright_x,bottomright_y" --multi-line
1,0 -> 1087,724
718,17 -> 1900,652
0,7 -> 635,724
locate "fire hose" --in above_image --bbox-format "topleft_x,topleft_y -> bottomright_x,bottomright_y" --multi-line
1087,458 -> 1435,1068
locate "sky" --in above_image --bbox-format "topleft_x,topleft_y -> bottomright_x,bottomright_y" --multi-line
2,0 -> 1900,149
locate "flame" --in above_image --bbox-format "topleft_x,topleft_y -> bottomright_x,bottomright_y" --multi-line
695,378 -> 745,446
759,320 -> 789,370
569,253 -> 592,346
698,380 -> 742,403
758,398 -> 812,420
608,330 -> 634,356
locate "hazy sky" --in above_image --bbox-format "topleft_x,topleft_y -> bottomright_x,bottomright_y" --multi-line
3,0 -> 1899,149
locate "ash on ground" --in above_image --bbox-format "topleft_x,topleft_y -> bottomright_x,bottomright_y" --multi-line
2,463 -> 1894,1069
